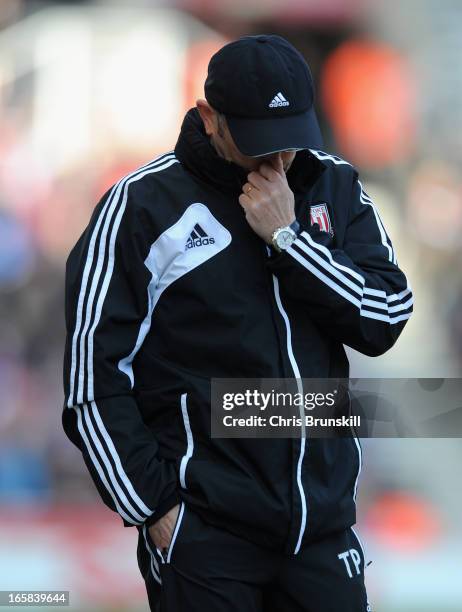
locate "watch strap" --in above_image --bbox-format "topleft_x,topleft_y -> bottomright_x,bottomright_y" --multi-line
289,219 -> 300,236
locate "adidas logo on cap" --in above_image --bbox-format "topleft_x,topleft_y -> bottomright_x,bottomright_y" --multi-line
185,224 -> 215,250
269,92 -> 290,108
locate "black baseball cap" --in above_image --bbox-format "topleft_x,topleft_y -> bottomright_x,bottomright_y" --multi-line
204,34 -> 323,157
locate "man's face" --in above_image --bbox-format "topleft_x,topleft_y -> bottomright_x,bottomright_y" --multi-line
196,99 -> 297,173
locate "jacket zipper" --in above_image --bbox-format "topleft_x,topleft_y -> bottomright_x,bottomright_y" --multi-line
270,272 -> 308,555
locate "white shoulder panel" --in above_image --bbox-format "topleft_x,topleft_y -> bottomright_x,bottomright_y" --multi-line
119,203 -> 232,385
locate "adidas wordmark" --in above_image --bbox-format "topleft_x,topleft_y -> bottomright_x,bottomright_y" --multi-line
269,92 -> 290,108
185,224 -> 216,250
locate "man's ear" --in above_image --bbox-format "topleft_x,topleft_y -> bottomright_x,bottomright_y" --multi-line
196,99 -> 217,136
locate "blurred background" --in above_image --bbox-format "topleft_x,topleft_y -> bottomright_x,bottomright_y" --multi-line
0,0 -> 460,610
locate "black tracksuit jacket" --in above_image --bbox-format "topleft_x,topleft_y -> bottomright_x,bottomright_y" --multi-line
62,109 -> 413,555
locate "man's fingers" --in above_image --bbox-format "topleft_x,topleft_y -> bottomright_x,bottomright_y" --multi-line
150,524 -> 172,549
148,503 -> 181,549
247,172 -> 267,191
238,193 -> 252,209
271,154 -> 284,175
258,163 -> 279,181
242,182 -> 261,200
243,181 -> 261,196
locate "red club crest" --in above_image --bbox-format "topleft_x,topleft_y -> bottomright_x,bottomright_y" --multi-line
310,203 -> 333,235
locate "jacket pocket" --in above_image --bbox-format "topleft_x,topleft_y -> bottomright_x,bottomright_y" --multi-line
179,393 -> 194,489
165,501 -> 186,564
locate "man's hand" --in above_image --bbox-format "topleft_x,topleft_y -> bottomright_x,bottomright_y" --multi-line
148,504 -> 180,550
238,154 -> 296,244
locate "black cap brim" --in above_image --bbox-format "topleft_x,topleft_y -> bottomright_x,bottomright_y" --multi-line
225,106 -> 323,157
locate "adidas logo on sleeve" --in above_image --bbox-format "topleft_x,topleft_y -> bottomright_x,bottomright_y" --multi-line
269,92 -> 290,108
185,224 -> 216,250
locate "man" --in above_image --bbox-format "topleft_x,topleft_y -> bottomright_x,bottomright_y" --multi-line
62,35 -> 412,611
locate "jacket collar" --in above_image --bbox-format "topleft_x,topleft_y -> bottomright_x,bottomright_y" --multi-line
174,108 -> 326,199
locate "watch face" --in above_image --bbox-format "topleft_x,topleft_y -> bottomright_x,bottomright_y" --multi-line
276,230 -> 295,250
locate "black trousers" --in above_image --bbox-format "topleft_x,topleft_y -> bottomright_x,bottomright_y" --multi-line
137,502 -> 371,612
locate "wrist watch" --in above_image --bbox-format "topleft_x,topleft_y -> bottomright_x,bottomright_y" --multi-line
271,220 -> 300,252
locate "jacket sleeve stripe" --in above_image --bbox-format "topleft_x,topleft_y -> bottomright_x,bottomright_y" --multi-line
68,152 -> 174,407
297,233 -> 364,293
74,404 -> 143,525
297,231 -> 412,313
302,231 -> 412,308
357,180 -> 395,264
358,184 -> 396,265
288,240 -> 413,324
81,154 -> 177,405
68,180 -> 118,408
360,309 -> 412,324
82,403 -> 149,522
363,286 -> 412,303
85,157 -> 179,404
67,152 -> 177,408
362,296 -> 413,313
89,401 -> 154,517
289,245 -> 361,307
300,229 -> 365,287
